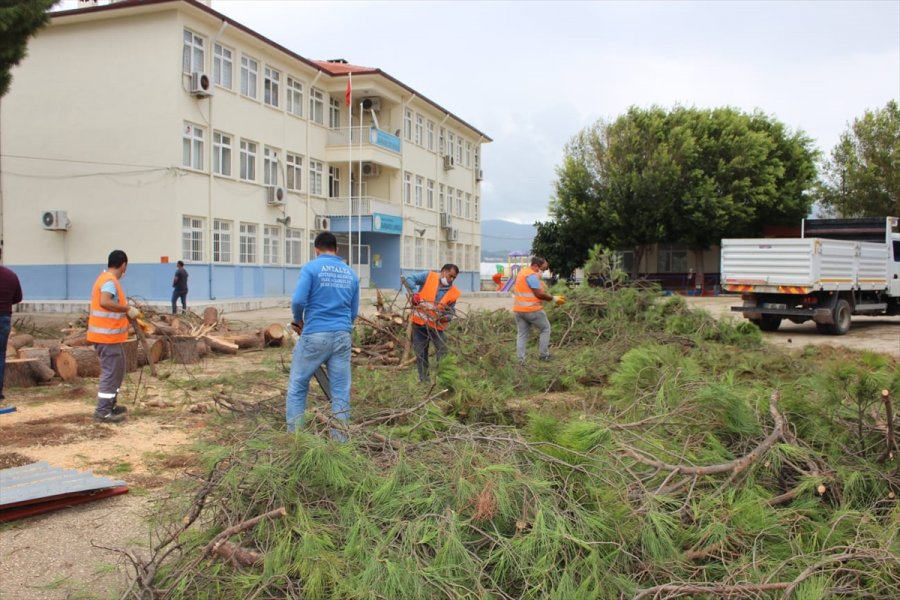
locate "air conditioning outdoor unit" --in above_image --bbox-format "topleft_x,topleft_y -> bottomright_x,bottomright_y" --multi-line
361,97 -> 381,112
447,227 -> 459,242
266,186 -> 286,206
361,162 -> 380,177
315,216 -> 329,230
442,154 -> 455,170
476,169 -> 484,182
41,210 -> 70,231
440,212 -> 452,229
190,71 -> 212,97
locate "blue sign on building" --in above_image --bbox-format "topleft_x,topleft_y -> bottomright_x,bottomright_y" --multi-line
373,213 -> 403,234
369,127 -> 401,153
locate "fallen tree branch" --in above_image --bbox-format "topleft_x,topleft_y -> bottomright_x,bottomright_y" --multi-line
876,389 -> 896,464
634,581 -> 790,599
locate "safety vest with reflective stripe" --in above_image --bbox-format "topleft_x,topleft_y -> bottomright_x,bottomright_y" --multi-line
86,271 -> 129,344
411,271 -> 461,331
512,268 -> 545,313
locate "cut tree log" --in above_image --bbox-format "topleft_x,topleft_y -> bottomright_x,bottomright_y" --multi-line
57,347 -> 101,381
30,341 -> 62,373
4,359 -> 39,388
6,344 -> 16,359
203,335 -> 239,355
170,318 -> 192,335
197,339 -> 210,358
137,337 -> 165,367
170,336 -> 200,364
202,306 -> 219,327
223,333 -> 263,349
8,334 -> 34,350
17,346 -> 51,369
62,331 -> 90,347
150,322 -> 179,337
123,339 -> 139,372
263,324 -> 285,347
29,360 -> 56,383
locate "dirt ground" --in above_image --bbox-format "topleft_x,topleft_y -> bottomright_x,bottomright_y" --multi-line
0,293 -> 896,599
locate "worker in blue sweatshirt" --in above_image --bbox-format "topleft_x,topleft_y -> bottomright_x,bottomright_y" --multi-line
286,232 -> 359,436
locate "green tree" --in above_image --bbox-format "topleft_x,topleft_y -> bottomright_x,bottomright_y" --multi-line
542,106 -> 818,278
0,0 -> 55,98
817,100 -> 900,217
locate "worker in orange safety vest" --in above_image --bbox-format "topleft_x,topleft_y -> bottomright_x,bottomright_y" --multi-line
512,256 -> 565,364
406,264 -> 461,382
87,250 -> 141,423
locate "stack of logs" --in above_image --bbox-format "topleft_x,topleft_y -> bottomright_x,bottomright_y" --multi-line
4,306 -> 290,388
353,289 -> 416,368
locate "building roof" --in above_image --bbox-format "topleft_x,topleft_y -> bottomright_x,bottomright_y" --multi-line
50,0 -> 492,142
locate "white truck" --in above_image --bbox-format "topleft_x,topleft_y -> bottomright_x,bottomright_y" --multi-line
720,217 -> 900,335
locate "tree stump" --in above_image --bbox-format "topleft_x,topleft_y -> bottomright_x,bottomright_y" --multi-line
123,339 -> 139,372
263,324 -> 285,347
57,347 -> 102,381
137,337 -> 165,367
202,306 -> 219,327
170,336 -> 200,364
3,359 -> 38,388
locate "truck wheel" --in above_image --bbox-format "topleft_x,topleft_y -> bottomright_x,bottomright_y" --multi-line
832,299 -> 852,335
753,316 -> 782,332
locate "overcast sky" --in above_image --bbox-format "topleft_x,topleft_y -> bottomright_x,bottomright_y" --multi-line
57,1 -> 900,224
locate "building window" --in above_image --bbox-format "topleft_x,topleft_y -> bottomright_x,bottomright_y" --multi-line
263,225 -> 281,265
447,132 -> 455,158
309,88 -> 325,125
213,43 -> 232,89
474,146 -> 480,169
182,29 -> 204,74
404,109 -> 412,141
329,96 -> 341,129
475,195 -> 480,221
329,166 -> 341,198
285,227 -> 304,265
414,176 -> 423,208
213,131 -> 231,176
426,239 -> 435,267
619,250 -> 635,274
465,141 -> 472,168
657,244 -> 688,273
263,146 -> 279,186
465,193 -> 471,219
439,184 -> 445,213
213,219 -> 232,263
309,159 -> 324,196
240,55 -> 258,99
415,113 -> 423,146
426,179 -> 435,210
426,120 -> 435,152
403,172 -> 412,205
182,216 -> 204,262
415,237 -> 424,269
286,77 -> 303,117
439,128 -> 445,156
264,66 -> 280,107
456,189 -> 463,216
182,122 -> 204,170
403,236 -> 413,268
240,139 -> 257,181
286,153 -> 302,191
457,136 -> 463,164
447,187 -> 454,214
239,222 -> 257,264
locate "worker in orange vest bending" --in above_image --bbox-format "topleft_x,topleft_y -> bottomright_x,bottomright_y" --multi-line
512,256 -> 565,364
86,250 -> 141,423
406,264 -> 461,383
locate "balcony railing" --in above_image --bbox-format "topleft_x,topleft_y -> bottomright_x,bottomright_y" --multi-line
327,126 -> 401,154
325,196 -> 401,218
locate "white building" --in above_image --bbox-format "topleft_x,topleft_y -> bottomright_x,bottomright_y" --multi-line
0,0 -> 490,302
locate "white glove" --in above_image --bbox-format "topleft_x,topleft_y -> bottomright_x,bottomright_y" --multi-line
127,306 -> 141,319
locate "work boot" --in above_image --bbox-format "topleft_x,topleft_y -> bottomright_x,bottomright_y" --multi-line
94,410 -> 126,424
111,404 -> 128,415
539,355 -> 555,362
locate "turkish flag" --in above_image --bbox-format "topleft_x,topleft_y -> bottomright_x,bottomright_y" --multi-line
345,74 -> 352,107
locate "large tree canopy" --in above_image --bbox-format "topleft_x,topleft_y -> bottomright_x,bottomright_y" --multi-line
0,0 -> 55,98
817,100 -> 900,217
533,106 -> 818,278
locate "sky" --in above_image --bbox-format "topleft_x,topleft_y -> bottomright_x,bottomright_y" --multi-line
57,1 -> 900,224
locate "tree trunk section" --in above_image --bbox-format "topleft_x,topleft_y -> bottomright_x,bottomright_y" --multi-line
3,359 -> 38,388
57,347 -> 102,381
224,333 -> 263,349
8,334 -> 34,350
196,339 -> 210,358
123,339 -> 139,373
170,336 -> 200,364
202,306 -> 219,327
29,360 -> 56,383
17,346 -> 51,368
263,324 -> 285,347
137,337 -> 165,367
62,330 -> 90,347
203,335 -> 239,355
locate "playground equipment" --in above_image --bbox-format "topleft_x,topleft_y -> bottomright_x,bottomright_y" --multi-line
499,251 -> 529,292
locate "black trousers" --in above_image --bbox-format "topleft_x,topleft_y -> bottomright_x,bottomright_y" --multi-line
411,323 -> 446,382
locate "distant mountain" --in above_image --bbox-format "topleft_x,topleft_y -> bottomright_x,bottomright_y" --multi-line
480,219 -> 537,260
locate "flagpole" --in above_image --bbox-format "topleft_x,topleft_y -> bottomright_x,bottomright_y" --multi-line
358,101 -> 363,271
346,73 -> 352,272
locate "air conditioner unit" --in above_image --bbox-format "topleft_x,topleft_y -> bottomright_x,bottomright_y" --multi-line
476,169 -> 484,182
361,97 -> 381,112
442,154 -> 455,170
447,227 -> 459,241
190,71 -> 212,97
41,210 -> 70,231
266,186 -> 286,205
440,212 -> 453,229
361,162 -> 380,177
315,216 -> 329,230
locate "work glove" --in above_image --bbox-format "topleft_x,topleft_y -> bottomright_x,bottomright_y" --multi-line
127,306 -> 142,319
552,295 -> 566,306
411,293 -> 422,305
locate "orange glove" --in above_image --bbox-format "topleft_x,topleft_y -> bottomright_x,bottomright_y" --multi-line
411,293 -> 422,305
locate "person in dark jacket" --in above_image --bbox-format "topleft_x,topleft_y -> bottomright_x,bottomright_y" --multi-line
0,266 -> 24,400
171,260 -> 188,314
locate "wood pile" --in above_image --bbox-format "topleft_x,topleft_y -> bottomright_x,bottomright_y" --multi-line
353,289 -> 416,368
3,305 -> 291,388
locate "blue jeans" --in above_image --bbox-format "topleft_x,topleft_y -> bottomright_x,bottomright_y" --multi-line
286,331 -> 352,434
171,290 -> 187,314
0,314 -> 11,398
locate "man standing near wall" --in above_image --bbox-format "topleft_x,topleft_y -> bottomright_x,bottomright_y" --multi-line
172,260 -> 188,314
87,250 -> 140,423
512,256 -> 565,364
0,266 -> 23,400
405,264 -> 460,383
286,232 -> 359,437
